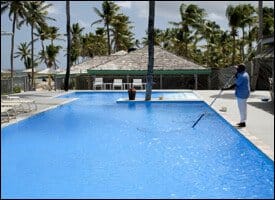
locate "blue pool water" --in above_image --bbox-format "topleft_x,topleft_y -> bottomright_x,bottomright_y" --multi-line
1,92 -> 274,199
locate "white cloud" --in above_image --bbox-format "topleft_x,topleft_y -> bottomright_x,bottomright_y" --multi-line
116,1 -> 131,9
207,13 -> 226,22
132,2 -> 148,18
46,4 -> 59,15
78,20 -> 90,29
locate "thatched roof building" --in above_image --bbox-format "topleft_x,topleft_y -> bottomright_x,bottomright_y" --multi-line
87,46 -> 210,75
56,46 -> 211,89
64,55 -> 123,74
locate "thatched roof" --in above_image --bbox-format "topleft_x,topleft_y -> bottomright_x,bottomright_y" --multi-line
91,46 -> 206,71
62,46 -> 210,76
88,46 -> 210,74
69,55 -> 122,73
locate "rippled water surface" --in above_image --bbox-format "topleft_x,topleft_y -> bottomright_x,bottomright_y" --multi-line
1,92 -> 274,198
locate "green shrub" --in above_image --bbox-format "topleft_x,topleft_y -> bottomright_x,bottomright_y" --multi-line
13,86 -> 21,93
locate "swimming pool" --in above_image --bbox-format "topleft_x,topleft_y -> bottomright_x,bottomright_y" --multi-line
1,92 -> 274,198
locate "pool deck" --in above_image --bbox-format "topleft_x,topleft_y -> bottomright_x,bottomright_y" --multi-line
1,89 -> 274,160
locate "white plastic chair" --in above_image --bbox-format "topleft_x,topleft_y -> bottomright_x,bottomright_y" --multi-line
4,96 -> 37,111
1,102 -> 29,114
132,79 -> 143,89
113,79 -> 123,90
1,106 -> 16,123
93,77 -> 104,90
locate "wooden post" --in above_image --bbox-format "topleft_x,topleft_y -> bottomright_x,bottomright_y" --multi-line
126,75 -> 129,85
92,75 -> 96,90
160,74 -> 163,89
208,74 -> 211,89
86,76 -> 91,90
194,74 -> 198,90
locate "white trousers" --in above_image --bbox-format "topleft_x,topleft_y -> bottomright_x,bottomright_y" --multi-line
237,97 -> 247,123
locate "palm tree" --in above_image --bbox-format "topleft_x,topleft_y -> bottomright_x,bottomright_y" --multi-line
47,26 -> 64,45
226,5 -> 242,65
169,4 -> 206,58
35,24 -> 50,66
71,23 -> 85,64
262,7 -> 274,37
14,42 -> 31,69
236,4 -> 256,61
202,20 -> 222,67
14,42 -> 40,89
145,1 -> 155,101
243,5 -> 257,56
1,1 -> 27,93
24,1 -> 54,89
110,13 -> 134,52
159,28 -> 172,49
64,0 -> 71,91
44,44 -> 62,69
218,31 -> 232,66
141,28 -> 164,47
92,1 -> 119,55
80,29 -> 108,58
258,1 -> 263,42
15,42 -> 39,89
39,44 -> 61,90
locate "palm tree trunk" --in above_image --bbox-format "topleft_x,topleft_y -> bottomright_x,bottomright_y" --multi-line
64,0 -> 71,91
31,24 -> 35,90
242,26 -> 245,61
184,32 -> 188,57
107,23 -> 111,55
232,28 -> 236,65
248,25 -> 252,54
145,1 -> 155,101
10,13 -> 16,93
207,45 -> 211,67
41,40 -> 48,66
257,1 -> 263,54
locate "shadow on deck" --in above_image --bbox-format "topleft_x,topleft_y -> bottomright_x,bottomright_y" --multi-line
248,101 -> 274,115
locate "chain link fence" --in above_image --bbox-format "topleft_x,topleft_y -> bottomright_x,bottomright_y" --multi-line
1,75 -> 29,94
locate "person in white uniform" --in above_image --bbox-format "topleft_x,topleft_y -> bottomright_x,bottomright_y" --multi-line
222,63 -> 251,128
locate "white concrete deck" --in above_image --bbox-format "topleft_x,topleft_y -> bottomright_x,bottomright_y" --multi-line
1,89 -> 274,160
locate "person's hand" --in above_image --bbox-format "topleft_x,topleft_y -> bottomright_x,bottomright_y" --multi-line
223,84 -> 236,90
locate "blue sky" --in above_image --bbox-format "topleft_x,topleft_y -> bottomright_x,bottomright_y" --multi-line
1,1 -> 274,70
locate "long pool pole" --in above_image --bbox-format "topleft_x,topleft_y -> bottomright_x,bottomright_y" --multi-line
192,39 -> 263,128
192,75 -> 235,128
